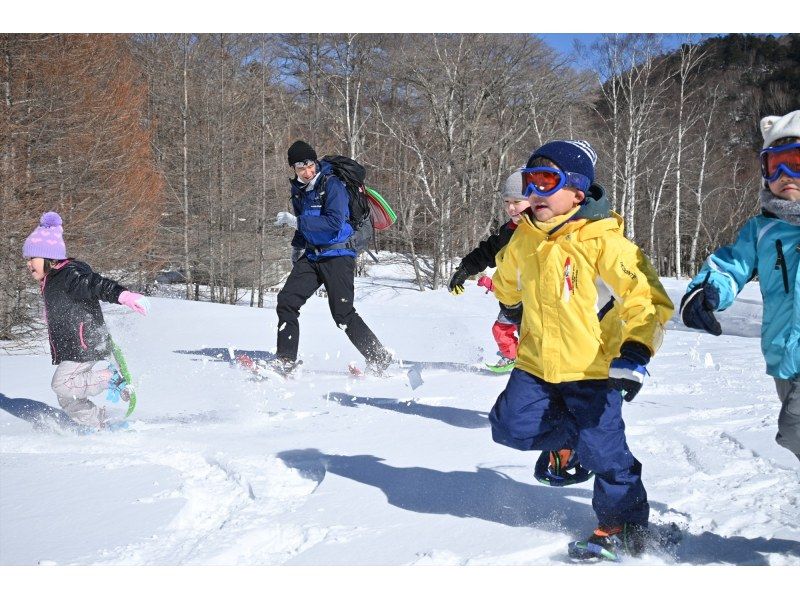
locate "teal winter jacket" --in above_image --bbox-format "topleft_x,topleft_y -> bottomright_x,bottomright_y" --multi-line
687,213 -> 800,379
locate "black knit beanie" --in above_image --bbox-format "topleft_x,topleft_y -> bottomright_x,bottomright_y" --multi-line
287,140 -> 317,166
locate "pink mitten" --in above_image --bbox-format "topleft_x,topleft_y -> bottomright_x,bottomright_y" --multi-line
119,291 -> 151,316
477,276 -> 494,293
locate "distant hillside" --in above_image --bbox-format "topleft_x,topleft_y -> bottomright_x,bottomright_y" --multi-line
671,33 -> 799,149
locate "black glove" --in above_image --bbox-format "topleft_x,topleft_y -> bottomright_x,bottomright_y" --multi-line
680,282 -> 721,336
448,266 -> 469,295
608,341 -> 651,402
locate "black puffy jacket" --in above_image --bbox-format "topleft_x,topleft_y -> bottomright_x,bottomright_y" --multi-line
458,220 -> 517,276
41,260 -> 126,364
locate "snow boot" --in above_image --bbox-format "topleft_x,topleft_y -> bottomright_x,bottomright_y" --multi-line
534,449 -> 593,486
365,350 -> 393,377
568,523 -> 649,562
269,357 -> 303,378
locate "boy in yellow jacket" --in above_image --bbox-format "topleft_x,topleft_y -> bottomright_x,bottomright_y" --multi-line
489,140 -> 673,561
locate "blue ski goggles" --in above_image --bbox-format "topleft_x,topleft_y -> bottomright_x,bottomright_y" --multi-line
521,167 -> 590,197
760,142 -> 800,182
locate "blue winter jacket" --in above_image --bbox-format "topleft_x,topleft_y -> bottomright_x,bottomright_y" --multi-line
289,161 -> 356,261
687,212 -> 800,379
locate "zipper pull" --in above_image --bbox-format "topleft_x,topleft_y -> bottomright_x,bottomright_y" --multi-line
775,239 -> 784,269
775,239 -> 790,294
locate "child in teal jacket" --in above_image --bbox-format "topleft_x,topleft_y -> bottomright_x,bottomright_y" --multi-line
681,110 -> 800,461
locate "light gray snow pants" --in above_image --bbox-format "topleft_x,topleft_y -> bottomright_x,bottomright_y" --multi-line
51,361 -> 110,428
773,377 -> 800,462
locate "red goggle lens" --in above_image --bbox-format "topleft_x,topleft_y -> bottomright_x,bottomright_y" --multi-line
522,170 -> 561,193
762,145 -> 800,177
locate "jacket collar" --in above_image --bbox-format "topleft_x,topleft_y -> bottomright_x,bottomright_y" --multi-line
519,183 -> 613,239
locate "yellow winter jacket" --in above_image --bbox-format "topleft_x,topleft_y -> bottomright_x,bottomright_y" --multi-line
492,210 -> 673,383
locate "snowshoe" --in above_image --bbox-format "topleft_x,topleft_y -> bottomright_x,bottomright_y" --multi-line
236,354 -> 302,379
348,362 -> 365,377
568,523 -> 647,562
266,357 -> 302,378
235,354 -> 258,372
365,351 -> 393,377
485,355 -> 516,373
568,523 -> 682,562
534,449 -> 593,486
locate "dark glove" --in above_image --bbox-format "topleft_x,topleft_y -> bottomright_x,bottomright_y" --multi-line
448,266 -> 469,296
680,282 -> 721,336
608,341 -> 650,402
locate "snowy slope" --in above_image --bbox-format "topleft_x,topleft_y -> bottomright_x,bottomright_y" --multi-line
1,258 -> 799,566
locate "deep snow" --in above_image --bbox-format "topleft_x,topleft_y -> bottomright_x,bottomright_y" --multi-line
1,257 -> 799,569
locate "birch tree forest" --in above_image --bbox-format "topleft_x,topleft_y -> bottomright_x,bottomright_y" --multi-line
2,32 -> 799,341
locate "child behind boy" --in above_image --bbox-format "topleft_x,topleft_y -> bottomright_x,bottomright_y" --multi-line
681,109 -> 800,463
23,212 -> 150,429
448,169 -> 529,371
489,140 -> 674,560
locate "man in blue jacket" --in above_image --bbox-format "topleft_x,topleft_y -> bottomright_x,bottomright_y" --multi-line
272,140 -> 391,375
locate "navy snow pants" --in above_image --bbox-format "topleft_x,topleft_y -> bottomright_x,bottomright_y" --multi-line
489,368 -> 649,527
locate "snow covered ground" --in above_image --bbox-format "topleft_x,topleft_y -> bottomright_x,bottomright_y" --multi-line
1,257 -> 799,572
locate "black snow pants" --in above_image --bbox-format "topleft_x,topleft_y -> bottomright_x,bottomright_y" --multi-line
275,255 -> 388,364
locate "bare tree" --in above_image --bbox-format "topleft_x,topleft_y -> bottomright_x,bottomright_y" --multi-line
688,85 -> 721,270
672,40 -> 707,277
584,35 -> 672,240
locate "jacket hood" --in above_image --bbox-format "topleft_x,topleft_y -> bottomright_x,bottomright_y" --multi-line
576,183 -> 610,221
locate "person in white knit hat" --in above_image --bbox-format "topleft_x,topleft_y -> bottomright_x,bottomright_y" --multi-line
681,109 -> 800,463
447,168 -> 531,371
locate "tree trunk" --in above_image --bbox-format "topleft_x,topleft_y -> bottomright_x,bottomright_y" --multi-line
182,33 -> 192,299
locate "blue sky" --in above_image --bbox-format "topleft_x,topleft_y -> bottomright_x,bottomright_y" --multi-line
537,33 -> 726,62
538,34 -> 603,57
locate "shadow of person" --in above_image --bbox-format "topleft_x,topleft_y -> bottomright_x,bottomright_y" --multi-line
277,448 -> 800,564
327,392 -> 489,430
277,448 -> 597,531
0,392 -> 90,433
174,347 -> 276,363
674,530 -> 800,565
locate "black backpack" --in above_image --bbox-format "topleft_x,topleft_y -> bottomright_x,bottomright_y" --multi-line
320,155 -> 373,253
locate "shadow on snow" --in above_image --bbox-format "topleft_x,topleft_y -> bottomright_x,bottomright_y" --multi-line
278,447 -> 594,531
175,347 -> 501,378
326,391 -> 489,430
277,448 -> 800,565
0,392 -> 91,433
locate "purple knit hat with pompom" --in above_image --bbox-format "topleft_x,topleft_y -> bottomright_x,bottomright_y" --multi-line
23,212 -> 67,260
